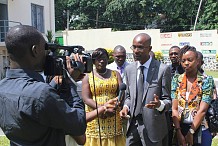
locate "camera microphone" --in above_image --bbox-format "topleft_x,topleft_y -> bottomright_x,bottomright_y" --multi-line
116,83 -> 126,108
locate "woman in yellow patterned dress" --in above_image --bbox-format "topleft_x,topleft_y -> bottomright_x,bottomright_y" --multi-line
82,48 -> 125,146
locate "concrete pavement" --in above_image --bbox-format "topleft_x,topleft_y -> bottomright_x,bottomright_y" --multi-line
0,128 -> 4,136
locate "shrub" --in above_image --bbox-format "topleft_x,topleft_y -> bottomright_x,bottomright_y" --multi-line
105,48 -> 114,64
216,54 -> 218,62
154,51 -> 163,61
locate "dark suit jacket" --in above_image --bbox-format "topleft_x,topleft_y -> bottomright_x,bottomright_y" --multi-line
169,64 -> 184,78
124,59 -> 171,142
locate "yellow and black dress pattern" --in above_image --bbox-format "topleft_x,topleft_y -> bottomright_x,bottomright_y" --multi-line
85,70 -> 125,146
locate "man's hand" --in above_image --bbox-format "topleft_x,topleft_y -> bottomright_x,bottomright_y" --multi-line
185,132 -> 194,146
145,94 -> 161,109
66,54 -> 85,81
53,76 -> 63,84
120,106 -> 129,119
176,130 -> 187,146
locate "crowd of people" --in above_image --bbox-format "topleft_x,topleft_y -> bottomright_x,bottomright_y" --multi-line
0,25 -> 217,146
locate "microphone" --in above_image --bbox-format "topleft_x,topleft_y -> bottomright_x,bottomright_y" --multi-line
116,83 -> 126,108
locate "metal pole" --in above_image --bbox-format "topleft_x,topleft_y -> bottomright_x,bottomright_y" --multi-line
67,10 -> 70,30
193,0 -> 203,31
96,9 -> 99,28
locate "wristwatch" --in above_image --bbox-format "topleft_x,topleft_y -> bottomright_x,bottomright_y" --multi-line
189,128 -> 195,134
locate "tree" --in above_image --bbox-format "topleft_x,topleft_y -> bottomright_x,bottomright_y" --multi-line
55,0 -> 218,32
196,0 -> 218,30
55,0 -> 69,30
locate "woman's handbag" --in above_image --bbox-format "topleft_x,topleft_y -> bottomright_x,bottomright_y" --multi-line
206,98 -> 218,133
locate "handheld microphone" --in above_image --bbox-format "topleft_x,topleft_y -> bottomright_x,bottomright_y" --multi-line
116,83 -> 126,108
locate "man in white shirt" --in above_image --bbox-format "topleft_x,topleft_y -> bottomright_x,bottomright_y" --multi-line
120,33 -> 171,146
107,45 -> 129,79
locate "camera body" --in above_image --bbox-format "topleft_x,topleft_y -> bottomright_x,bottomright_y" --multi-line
44,43 -> 93,76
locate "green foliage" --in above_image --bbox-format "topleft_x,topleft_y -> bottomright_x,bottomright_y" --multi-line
196,0 -> 218,30
55,0 -> 218,32
212,137 -> 218,146
205,70 -> 218,78
0,136 -> 10,146
46,30 -> 53,43
105,48 -> 114,64
55,0 -> 69,30
46,30 -> 60,44
154,51 -> 163,61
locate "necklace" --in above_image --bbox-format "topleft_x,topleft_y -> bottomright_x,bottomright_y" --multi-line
96,69 -> 107,75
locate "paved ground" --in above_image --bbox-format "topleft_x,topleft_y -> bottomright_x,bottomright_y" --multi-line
1,78 -> 218,136
0,128 -> 4,136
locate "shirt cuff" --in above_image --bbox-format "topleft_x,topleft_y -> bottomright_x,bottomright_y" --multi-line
49,79 -> 58,88
156,100 -> 165,111
123,105 -> 129,112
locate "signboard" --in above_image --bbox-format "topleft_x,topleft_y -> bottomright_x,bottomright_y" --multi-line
200,42 -> 213,46
179,42 -> 190,46
162,50 -> 169,54
160,33 -> 172,38
200,33 -> 212,37
178,33 -> 192,37
201,50 -> 216,54
161,44 -> 172,46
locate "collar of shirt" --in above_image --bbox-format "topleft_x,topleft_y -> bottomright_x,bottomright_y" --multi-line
114,61 -> 128,69
136,56 -> 152,83
6,69 -> 45,82
137,56 -> 152,69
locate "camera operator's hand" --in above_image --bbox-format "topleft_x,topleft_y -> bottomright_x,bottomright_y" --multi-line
66,54 -> 85,81
53,76 -> 63,84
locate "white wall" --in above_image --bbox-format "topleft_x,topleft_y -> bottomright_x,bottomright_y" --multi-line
8,0 -> 55,35
63,28 -> 161,53
160,30 -> 218,56
63,28 -> 218,56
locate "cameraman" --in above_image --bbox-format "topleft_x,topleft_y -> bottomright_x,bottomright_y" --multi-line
0,25 -> 86,146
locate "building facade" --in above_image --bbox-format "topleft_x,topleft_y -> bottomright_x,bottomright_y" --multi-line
0,0 -> 55,79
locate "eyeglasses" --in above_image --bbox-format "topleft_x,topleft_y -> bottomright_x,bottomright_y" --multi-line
130,45 -> 150,51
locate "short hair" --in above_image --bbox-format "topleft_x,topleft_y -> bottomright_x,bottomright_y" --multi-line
5,25 -> 44,60
179,45 -> 198,59
134,33 -> 151,46
92,48 -> 109,62
170,46 -> 180,50
114,45 -> 126,53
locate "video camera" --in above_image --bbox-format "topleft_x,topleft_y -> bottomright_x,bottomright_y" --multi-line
44,43 -> 93,76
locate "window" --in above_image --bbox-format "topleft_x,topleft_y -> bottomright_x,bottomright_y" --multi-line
31,3 -> 44,33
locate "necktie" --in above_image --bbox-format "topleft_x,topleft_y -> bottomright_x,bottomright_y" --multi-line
134,66 -> 144,116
